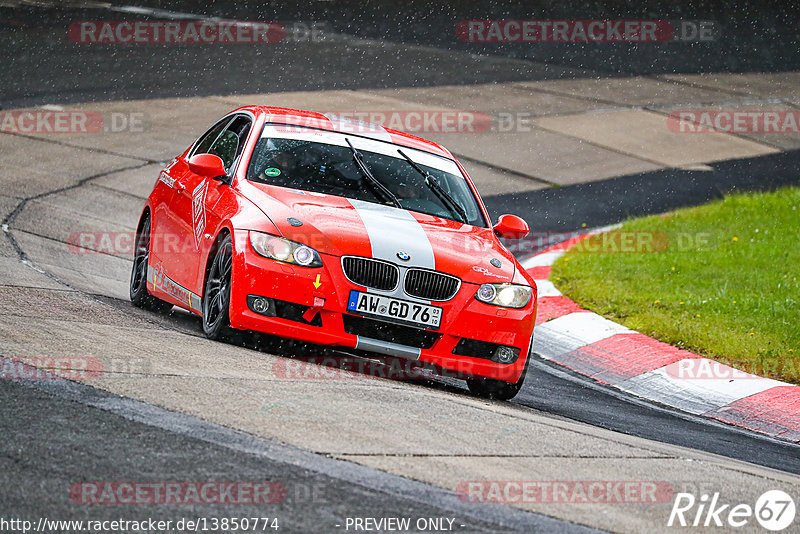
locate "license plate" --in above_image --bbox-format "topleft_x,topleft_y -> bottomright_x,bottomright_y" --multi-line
347,290 -> 442,330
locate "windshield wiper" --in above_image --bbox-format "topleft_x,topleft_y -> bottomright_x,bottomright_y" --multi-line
397,149 -> 468,223
345,138 -> 401,208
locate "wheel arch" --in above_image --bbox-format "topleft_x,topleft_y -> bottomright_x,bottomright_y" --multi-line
202,226 -> 234,296
135,204 -> 153,233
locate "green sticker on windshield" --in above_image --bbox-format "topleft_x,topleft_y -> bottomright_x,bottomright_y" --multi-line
264,167 -> 281,177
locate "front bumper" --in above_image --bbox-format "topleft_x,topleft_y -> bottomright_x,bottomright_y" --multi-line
228,229 -> 536,383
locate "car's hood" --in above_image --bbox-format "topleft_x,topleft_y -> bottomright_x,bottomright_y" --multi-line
240,182 -> 517,284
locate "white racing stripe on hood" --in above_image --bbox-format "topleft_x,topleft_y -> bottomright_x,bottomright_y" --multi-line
349,200 -> 435,269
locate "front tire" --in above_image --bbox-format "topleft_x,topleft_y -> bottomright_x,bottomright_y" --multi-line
466,352 -> 530,401
130,213 -> 173,313
203,233 -> 233,340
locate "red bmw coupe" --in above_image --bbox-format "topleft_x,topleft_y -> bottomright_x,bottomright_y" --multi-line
131,107 -> 537,399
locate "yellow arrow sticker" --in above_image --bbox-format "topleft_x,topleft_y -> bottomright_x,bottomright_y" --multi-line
313,274 -> 322,289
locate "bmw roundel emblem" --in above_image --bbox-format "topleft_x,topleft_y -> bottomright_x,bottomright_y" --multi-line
397,251 -> 411,261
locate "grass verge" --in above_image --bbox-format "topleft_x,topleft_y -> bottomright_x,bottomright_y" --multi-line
551,187 -> 799,384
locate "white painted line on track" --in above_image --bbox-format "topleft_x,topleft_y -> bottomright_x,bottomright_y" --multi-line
620,362 -> 787,415
587,223 -> 623,235
533,312 -> 634,359
522,250 -> 564,269
533,279 -> 562,297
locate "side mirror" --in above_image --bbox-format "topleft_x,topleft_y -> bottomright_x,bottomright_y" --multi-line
493,214 -> 529,239
188,153 -> 227,180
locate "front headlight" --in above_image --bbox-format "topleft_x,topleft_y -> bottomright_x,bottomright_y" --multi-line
475,283 -> 532,309
249,232 -> 322,268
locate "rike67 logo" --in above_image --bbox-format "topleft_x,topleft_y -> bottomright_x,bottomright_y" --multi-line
668,490 -> 795,531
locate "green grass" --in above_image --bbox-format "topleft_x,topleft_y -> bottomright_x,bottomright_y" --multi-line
551,187 -> 800,383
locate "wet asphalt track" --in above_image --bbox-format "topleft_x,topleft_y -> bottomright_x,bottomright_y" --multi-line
1,1 -> 799,531
0,373 -> 598,533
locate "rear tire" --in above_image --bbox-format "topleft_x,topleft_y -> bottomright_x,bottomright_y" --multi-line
466,352 -> 530,401
130,214 -> 173,313
202,233 -> 233,341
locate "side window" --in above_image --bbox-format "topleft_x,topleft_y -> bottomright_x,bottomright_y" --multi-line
207,116 -> 252,174
192,119 -> 230,157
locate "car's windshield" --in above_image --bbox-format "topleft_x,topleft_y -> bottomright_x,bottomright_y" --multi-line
246,124 -> 487,227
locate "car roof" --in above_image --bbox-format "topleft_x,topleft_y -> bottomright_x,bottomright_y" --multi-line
235,106 -> 455,160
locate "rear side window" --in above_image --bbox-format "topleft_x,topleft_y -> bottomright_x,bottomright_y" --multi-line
192,119 -> 229,156
207,116 -> 252,173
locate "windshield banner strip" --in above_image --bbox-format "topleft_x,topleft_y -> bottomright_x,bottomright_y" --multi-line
259,124 -> 461,176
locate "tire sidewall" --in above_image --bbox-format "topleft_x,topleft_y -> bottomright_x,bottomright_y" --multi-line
202,234 -> 233,339
129,216 -> 150,302
467,347 -> 531,400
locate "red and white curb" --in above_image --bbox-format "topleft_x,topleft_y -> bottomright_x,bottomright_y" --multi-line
525,230 -> 800,445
